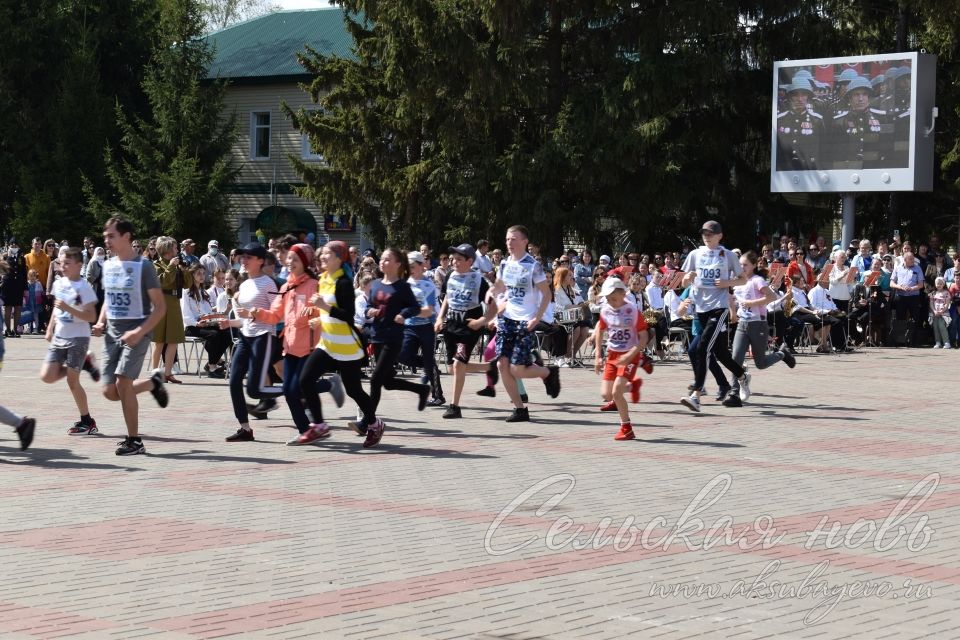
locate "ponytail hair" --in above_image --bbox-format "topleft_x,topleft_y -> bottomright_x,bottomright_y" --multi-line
385,247 -> 409,281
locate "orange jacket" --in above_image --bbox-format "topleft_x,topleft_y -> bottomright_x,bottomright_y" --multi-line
254,273 -> 318,358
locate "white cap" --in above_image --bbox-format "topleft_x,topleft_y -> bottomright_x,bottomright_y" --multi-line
407,250 -> 427,265
600,277 -> 627,297
599,254 -> 612,264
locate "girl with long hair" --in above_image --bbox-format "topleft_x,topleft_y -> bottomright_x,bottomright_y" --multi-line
181,264 -> 232,377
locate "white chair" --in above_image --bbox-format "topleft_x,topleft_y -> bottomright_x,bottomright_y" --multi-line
180,336 -> 206,376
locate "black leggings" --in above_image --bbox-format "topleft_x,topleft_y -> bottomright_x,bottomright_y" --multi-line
300,348 -> 372,425
369,340 -> 427,425
691,308 -> 744,390
185,325 -> 232,366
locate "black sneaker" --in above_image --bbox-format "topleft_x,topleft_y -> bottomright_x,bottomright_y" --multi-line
226,428 -> 254,442
16,417 -> 35,451
476,386 -> 496,398
426,396 -> 446,407
722,392 -> 743,408
149,371 -> 169,408
442,405 -> 462,419
543,366 -> 561,399
488,361 -> 499,386
115,437 -> 145,455
505,407 -> 530,422
417,385 -> 429,411
779,344 -> 796,369
82,352 -> 101,383
248,398 -> 278,419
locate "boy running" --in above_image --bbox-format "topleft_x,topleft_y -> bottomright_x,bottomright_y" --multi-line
436,243 -> 496,419
680,220 -> 750,413
593,278 -> 649,440
92,217 -> 169,455
41,247 -> 102,435
488,226 -> 560,422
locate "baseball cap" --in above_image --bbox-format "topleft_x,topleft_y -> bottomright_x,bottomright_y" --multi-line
448,243 -> 476,261
700,220 -> 722,234
600,277 -> 628,297
599,254 -> 611,264
407,250 -> 427,265
208,240 -> 219,247
182,238 -> 195,246
239,242 -> 267,259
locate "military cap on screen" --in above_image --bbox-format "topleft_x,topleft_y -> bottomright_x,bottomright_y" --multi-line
845,76 -> 873,95
837,68 -> 859,83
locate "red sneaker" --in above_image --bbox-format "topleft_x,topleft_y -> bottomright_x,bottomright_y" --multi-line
599,400 -> 617,412
614,425 -> 635,441
630,379 -> 642,404
639,355 -> 654,375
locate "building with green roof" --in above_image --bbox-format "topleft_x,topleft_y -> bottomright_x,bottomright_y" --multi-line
206,8 -> 364,247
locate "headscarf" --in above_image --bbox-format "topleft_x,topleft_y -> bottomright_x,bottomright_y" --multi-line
93,247 -> 105,264
325,240 -> 354,281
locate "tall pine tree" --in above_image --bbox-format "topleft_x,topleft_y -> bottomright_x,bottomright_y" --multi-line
92,0 -> 238,243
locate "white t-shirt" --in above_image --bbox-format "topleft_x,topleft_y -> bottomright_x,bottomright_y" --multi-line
681,245 -> 742,312
474,253 -> 494,276
236,276 -> 278,337
52,277 -> 97,339
498,253 -> 547,322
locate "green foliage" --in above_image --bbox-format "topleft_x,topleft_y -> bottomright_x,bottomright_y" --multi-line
290,0 -> 960,253
93,0 -> 240,245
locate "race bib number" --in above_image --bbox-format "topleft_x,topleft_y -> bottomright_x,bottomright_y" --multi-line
103,259 -> 145,320
698,267 -> 722,287
502,263 -> 527,301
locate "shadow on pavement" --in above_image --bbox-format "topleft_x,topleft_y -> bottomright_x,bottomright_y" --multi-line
304,441 -> 498,459
635,437 -> 745,448
147,449 -> 297,465
0,445 -> 145,471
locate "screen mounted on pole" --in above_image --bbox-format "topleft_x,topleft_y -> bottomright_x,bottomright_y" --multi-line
771,52 -> 936,193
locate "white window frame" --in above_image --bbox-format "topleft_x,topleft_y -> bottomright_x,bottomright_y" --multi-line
250,111 -> 271,160
300,108 -> 325,162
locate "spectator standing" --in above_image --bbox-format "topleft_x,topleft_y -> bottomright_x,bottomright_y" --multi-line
200,240 -> 229,285
2,239 -> 27,337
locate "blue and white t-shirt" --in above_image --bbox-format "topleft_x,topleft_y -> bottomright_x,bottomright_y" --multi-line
681,245 -> 742,313
498,254 -> 547,322
406,276 -> 438,326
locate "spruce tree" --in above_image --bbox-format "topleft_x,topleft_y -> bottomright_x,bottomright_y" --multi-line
93,0 -> 238,243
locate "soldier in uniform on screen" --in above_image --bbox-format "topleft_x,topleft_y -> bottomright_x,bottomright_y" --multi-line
886,66 -> 912,168
776,81 -> 824,170
827,76 -> 893,169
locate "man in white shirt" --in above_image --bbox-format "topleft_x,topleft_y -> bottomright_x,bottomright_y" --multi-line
473,239 -> 495,282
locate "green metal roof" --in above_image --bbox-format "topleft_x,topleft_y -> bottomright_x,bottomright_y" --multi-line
205,8 -> 354,82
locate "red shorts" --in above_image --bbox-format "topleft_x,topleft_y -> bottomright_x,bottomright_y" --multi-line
602,350 -> 641,382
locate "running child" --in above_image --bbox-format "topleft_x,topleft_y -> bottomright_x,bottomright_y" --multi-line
40,247 -> 102,435
92,217 -> 170,456
593,277 -> 649,440
0,260 -> 34,450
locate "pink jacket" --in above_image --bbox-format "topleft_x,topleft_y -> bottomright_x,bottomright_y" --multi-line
255,273 -> 318,358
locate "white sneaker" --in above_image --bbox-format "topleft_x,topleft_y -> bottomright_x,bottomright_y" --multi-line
738,373 -> 752,402
935,343 -> 943,349
329,374 -> 345,408
680,394 -> 701,413
172,363 -> 182,375
556,357 -> 569,368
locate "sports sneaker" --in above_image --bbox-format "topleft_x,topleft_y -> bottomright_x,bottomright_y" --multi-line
442,405 -> 462,419
363,418 -> 385,448
680,394 -> 701,413
347,420 -> 367,436
556,357 -> 569,368
488,361 -> 499,386
738,373 -> 752,402
779,344 -> 796,369
543,365 -> 561,399
639,355 -> 654,375
290,423 -> 331,445
149,370 -> 169,408
226,428 -> 254,442
68,420 -> 99,435
476,386 -> 496,398
426,396 -> 446,407
614,425 -> 635,441
630,379 -> 642,404
82,352 -> 101,383
248,398 -> 278,419
505,407 -> 530,422
328,374 -> 345,408
417,385 -> 429,411
16,417 -> 35,451
115,437 -> 144,455
599,400 -> 618,411
722,392 -> 743,408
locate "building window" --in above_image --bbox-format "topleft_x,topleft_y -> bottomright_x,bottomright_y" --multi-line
300,109 -> 325,162
250,111 -> 270,159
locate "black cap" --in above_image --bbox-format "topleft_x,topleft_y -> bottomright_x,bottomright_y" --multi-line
448,243 -> 476,261
700,220 -> 722,234
239,242 -> 267,259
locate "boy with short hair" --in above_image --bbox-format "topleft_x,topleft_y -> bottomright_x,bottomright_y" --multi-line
92,217 -> 169,456
41,248 -> 101,435
594,278 -> 649,441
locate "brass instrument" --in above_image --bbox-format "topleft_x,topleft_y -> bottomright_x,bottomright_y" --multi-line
783,276 -> 796,317
643,306 -> 661,324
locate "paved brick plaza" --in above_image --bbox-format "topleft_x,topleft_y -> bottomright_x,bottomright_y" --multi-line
0,335 -> 956,639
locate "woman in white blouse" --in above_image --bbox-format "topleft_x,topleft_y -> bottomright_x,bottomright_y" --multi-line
827,248 -> 852,347
182,265 -> 232,376
553,267 -> 590,366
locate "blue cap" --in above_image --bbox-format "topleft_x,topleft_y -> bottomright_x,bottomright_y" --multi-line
239,242 -> 267,259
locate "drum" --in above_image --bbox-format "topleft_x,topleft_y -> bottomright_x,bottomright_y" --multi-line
556,307 -> 583,324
